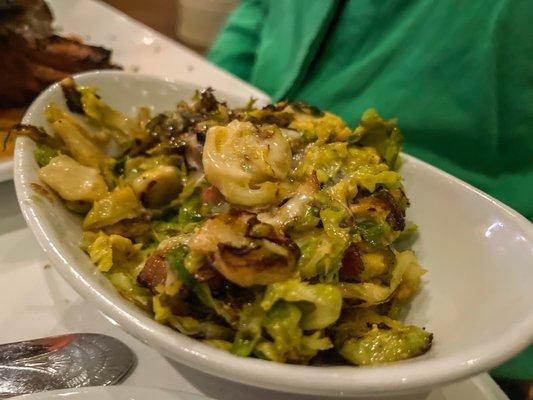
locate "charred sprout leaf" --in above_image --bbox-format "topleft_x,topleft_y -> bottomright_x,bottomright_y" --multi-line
291,101 -> 324,117
374,189 -> 406,231
197,87 -> 219,112
60,77 -> 84,113
146,112 -> 188,144
244,106 -> 294,127
5,124 -> 59,151
6,124 -> 44,145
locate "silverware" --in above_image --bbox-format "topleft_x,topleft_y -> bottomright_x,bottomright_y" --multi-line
0,333 -> 135,398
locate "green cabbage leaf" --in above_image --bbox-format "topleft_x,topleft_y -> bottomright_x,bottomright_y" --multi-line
339,325 -> 431,365
256,301 -> 332,363
356,108 -> 403,170
338,250 -> 416,306
83,186 -> 143,230
261,279 -> 342,330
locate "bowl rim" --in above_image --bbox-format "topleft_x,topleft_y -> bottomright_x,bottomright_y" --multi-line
14,70 -> 533,396
15,385 -> 213,399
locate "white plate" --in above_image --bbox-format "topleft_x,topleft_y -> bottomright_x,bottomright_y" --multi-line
14,71 -> 533,397
9,378 -> 510,400
0,0 -> 268,183
15,386 -> 210,400
0,178 -> 508,400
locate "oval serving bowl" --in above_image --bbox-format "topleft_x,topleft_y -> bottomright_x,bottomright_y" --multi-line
14,71 -> 533,398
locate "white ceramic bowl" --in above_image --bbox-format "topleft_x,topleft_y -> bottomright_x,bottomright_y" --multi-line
14,71 -> 533,398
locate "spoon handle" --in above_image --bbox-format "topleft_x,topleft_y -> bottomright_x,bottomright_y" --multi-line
0,333 -> 135,398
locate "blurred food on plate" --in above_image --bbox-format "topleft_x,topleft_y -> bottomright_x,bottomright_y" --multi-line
0,0 -> 120,108
0,0 -> 120,156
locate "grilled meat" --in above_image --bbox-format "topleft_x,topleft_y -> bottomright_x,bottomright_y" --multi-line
0,0 -> 120,107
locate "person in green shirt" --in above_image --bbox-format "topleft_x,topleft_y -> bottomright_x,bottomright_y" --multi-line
208,0 -> 532,383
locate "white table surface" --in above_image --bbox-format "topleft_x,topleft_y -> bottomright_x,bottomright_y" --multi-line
0,1 -> 509,399
0,179 -> 508,400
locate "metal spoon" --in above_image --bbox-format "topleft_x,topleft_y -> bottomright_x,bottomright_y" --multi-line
0,333 -> 135,398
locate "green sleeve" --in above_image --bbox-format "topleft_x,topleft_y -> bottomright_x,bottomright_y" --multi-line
492,345 -> 533,380
208,0 -> 266,82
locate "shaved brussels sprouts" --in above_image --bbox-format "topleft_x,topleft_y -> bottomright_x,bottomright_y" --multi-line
85,232 -> 143,273
261,279 -> 342,330
356,108 -> 403,170
259,301 -> 333,363
340,325 -> 432,365
83,187 -> 142,230
338,250 -> 421,307
231,298 -> 265,357
27,78 -> 431,366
